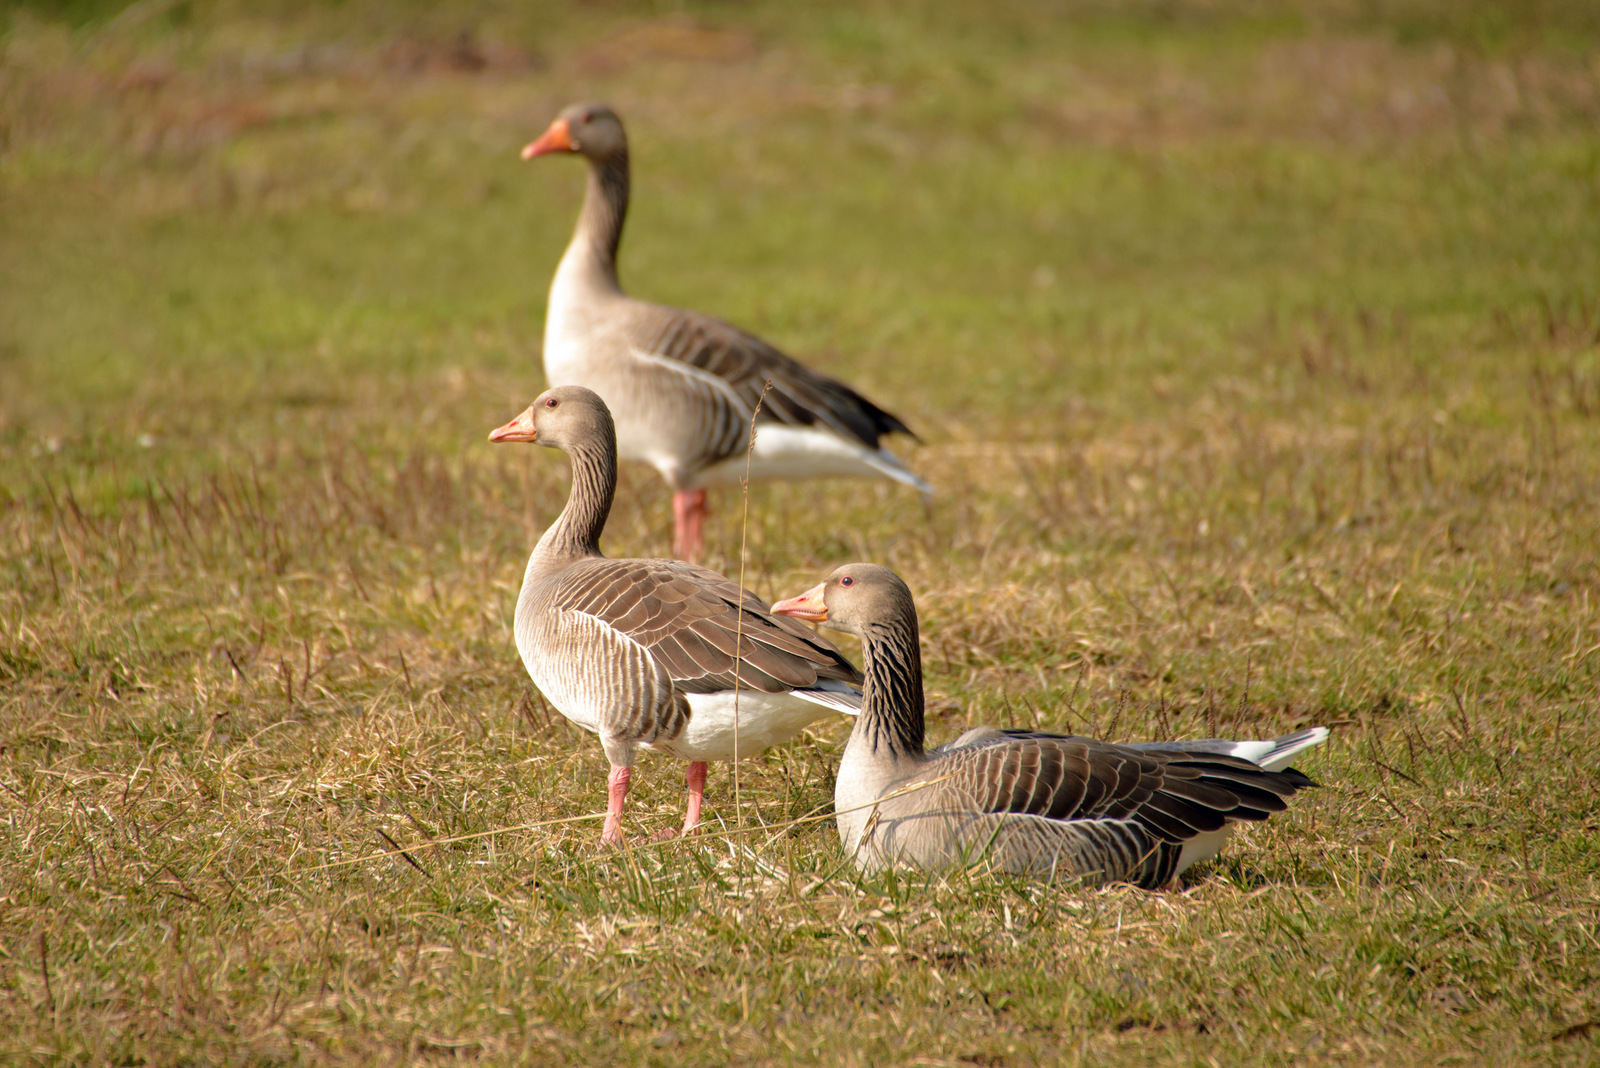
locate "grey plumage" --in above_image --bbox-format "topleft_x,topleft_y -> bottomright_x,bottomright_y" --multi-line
524,102 -> 928,557
773,564 -> 1326,887
540,558 -> 854,691
490,386 -> 863,844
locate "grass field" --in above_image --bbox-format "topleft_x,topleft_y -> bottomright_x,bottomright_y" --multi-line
3,0 -> 1600,1063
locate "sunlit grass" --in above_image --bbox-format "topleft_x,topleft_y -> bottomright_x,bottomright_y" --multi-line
3,1 -> 1599,1063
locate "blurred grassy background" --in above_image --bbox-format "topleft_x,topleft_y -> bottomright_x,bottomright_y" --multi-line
3,1 -> 1599,1064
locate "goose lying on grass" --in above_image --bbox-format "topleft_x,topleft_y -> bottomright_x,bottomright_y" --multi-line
773,563 -> 1327,886
490,386 -> 863,845
523,102 -> 929,561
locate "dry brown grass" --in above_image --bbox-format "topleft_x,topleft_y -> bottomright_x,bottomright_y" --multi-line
3,1 -> 1600,1064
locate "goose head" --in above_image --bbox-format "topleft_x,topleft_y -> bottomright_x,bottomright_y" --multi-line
488,385 -> 616,451
522,102 -> 627,163
772,563 -> 916,638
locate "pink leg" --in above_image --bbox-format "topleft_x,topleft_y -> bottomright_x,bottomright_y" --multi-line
601,765 -> 631,847
680,761 -> 708,837
671,488 -> 708,561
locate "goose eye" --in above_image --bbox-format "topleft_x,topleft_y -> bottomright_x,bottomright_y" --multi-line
839,576 -> 853,587
544,397 -> 559,408
580,111 -> 593,124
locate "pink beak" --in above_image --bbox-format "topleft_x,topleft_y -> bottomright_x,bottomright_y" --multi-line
771,582 -> 828,622
488,406 -> 538,443
521,118 -> 575,160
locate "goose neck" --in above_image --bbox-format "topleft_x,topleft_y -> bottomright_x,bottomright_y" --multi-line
559,153 -> 629,293
854,614 -> 927,759
534,438 -> 616,563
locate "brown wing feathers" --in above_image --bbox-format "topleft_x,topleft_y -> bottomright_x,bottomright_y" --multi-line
556,558 -> 862,695
635,307 -> 918,449
950,735 -> 1311,845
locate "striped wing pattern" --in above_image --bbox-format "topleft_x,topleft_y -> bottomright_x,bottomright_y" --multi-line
546,608 -> 689,749
920,733 -> 1313,886
966,816 -> 1183,888
631,304 -> 919,452
949,733 -> 1308,835
551,557 -> 863,695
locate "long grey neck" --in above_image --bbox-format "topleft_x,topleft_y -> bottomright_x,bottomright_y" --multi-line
853,611 -> 927,759
560,153 -> 629,293
533,439 -> 616,564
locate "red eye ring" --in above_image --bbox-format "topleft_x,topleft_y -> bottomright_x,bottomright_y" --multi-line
840,576 -> 853,587
544,397 -> 559,408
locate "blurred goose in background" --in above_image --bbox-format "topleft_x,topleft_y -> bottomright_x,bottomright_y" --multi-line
773,564 -> 1327,886
522,102 -> 930,561
489,386 -> 863,846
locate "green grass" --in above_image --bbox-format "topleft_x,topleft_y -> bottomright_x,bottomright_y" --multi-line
4,0 -> 1600,1063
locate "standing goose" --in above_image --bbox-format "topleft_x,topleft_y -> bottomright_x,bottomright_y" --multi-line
773,564 -> 1327,887
490,386 -> 864,845
523,102 -> 930,561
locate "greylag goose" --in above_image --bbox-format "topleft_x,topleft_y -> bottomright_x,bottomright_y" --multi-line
773,564 -> 1327,887
523,102 -> 930,560
489,386 -> 864,845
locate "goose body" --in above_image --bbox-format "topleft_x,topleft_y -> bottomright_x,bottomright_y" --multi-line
525,102 -> 929,559
774,565 -> 1326,887
491,387 -> 863,844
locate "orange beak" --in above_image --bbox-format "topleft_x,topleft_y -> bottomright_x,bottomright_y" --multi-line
488,406 -> 538,443
771,582 -> 828,623
521,118 -> 575,160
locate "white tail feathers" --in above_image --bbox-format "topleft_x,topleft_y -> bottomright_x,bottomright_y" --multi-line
1126,726 -> 1330,772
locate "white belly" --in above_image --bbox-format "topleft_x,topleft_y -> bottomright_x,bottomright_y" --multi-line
698,424 -> 929,491
1175,826 -> 1234,876
652,690 -> 841,763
